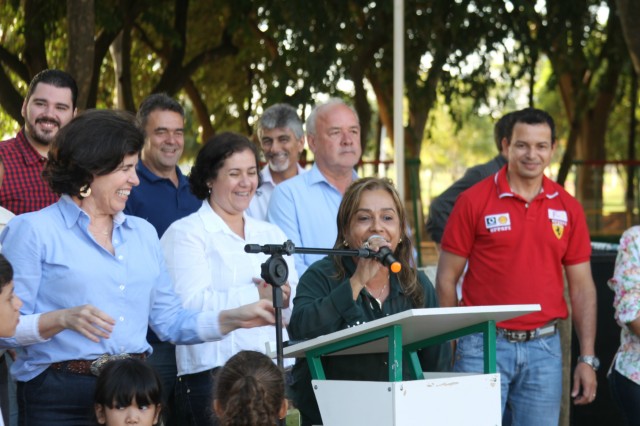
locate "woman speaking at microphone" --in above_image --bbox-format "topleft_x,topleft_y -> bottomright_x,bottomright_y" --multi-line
288,177 -> 451,426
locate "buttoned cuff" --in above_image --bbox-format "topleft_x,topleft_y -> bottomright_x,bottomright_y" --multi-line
196,310 -> 223,341
15,313 -> 49,345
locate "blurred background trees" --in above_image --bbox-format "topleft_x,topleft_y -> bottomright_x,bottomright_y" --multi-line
0,0 -> 638,238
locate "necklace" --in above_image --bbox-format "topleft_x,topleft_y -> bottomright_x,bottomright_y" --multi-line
365,282 -> 388,308
89,223 -> 113,236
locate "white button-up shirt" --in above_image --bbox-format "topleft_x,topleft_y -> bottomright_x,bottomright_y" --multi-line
161,200 -> 298,375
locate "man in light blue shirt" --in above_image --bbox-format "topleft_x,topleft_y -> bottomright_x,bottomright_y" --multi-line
247,103 -> 307,221
268,99 -> 361,275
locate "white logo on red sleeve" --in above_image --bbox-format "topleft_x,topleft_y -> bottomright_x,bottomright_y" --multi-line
484,213 -> 511,233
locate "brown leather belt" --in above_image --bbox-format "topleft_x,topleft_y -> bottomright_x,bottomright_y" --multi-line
49,353 -> 146,376
497,321 -> 558,343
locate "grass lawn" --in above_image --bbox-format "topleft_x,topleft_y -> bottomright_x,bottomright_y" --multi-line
286,409 -> 300,425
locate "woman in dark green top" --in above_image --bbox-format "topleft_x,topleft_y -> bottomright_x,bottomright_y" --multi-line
288,177 -> 451,426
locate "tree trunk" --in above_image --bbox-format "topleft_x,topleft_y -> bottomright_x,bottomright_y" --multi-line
109,32 -> 126,110
575,66 -> 620,229
617,0 -> 640,73
23,0 -> 49,76
184,79 -> 214,143
66,0 -> 95,111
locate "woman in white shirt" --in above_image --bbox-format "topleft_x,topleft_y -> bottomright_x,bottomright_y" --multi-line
161,132 -> 297,426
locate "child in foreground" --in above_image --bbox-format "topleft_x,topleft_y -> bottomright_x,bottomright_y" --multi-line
0,253 -> 20,338
94,358 -> 163,426
213,350 -> 287,426
0,253 -> 22,426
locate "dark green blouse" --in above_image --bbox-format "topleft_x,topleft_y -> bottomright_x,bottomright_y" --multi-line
288,256 -> 452,425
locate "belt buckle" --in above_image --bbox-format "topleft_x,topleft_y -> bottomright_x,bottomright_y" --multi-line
505,330 -> 529,343
90,353 -> 132,376
537,322 -> 557,338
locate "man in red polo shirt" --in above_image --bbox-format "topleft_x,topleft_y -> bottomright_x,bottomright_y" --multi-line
436,108 -> 598,426
0,69 -> 77,215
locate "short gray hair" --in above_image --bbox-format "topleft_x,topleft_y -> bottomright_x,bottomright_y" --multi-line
305,98 -> 359,136
258,103 -> 303,139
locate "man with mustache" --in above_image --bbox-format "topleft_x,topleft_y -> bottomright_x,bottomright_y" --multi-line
268,98 -> 361,275
124,93 -> 201,426
0,69 -> 77,215
246,103 -> 306,221
436,108 -> 598,426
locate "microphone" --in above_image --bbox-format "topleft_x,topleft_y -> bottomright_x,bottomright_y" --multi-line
366,235 -> 402,273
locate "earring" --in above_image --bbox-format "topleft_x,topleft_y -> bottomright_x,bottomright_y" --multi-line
79,185 -> 92,198
343,240 -> 349,247
399,238 -> 403,243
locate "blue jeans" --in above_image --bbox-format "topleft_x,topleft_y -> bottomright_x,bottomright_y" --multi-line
454,332 -> 562,426
609,367 -> 640,426
175,368 -> 219,426
147,341 -> 178,426
17,368 -> 97,426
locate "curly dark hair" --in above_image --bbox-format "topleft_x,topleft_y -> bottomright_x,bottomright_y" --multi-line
189,132 -> 262,200
43,109 -> 144,197
333,177 -> 424,308
214,351 -> 286,426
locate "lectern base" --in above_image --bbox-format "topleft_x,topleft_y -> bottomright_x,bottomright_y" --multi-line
313,373 -> 501,426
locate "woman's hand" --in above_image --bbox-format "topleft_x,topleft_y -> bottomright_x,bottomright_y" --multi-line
253,277 -> 292,308
38,305 -> 115,342
349,236 -> 390,300
218,299 -> 276,335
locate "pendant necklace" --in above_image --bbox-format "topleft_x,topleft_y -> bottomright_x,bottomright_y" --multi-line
366,282 -> 388,308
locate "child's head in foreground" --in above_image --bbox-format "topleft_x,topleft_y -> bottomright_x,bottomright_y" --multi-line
0,253 -> 21,338
94,358 -> 163,426
213,350 -> 287,426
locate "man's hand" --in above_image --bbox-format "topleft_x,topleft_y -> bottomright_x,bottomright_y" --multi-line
571,362 -> 598,405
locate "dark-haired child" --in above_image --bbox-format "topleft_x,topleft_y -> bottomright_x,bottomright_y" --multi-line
0,254 -> 21,426
0,254 -> 20,339
94,358 -> 162,426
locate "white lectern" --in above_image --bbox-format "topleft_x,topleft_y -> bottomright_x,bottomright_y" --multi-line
283,305 -> 540,426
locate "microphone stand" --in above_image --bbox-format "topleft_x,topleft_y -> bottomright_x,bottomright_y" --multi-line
245,240 -> 396,426
245,241 -> 371,370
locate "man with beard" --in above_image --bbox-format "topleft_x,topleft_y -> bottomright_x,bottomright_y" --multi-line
247,103 -> 306,221
124,93 -> 201,426
268,98 -> 361,275
0,69 -> 77,215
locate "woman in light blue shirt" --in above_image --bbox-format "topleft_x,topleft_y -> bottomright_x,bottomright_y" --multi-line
0,109 -> 275,426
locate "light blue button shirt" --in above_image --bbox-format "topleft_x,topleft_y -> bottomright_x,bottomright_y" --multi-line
267,163 -> 357,275
246,163 -> 306,222
0,195 -> 221,381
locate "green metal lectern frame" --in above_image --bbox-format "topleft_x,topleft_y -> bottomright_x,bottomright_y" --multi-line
305,320 -> 497,382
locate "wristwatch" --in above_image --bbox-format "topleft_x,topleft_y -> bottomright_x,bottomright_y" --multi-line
578,355 -> 600,371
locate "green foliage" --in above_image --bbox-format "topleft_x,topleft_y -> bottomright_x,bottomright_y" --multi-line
0,0 -> 638,222
421,95 -> 495,202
